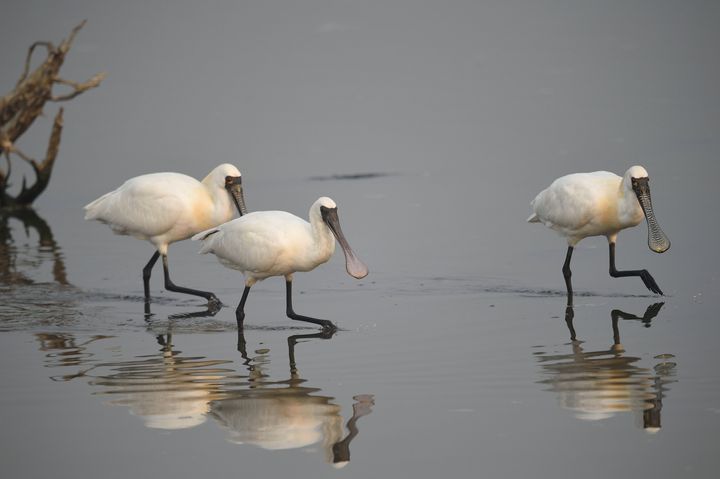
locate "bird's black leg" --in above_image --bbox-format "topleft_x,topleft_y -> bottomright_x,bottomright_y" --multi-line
562,245 -> 574,305
236,328 -> 251,365
564,303 -> 577,341
610,309 -> 621,346
236,286 -> 251,327
608,242 -> 664,295
285,280 -> 337,331
161,254 -> 221,305
142,251 -> 161,300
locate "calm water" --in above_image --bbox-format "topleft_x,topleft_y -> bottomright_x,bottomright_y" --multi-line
2,1 -> 719,478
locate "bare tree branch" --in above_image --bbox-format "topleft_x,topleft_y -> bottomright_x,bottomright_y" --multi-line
15,108 -> 63,205
16,41 -> 54,88
51,72 -> 106,102
0,21 -> 103,209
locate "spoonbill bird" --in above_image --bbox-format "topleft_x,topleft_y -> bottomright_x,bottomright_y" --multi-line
528,165 -> 670,298
84,163 -> 248,305
192,197 -> 368,330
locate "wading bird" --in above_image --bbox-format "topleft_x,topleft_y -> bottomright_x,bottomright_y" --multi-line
192,197 -> 368,330
528,166 -> 670,299
84,163 -> 247,305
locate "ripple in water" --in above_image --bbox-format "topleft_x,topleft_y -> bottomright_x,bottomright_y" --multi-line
535,303 -> 678,431
33,330 -> 375,467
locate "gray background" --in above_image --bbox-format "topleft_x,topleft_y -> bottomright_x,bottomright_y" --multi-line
1,1 -> 719,478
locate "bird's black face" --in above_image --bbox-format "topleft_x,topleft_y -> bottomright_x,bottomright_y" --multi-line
630,176 -> 650,199
631,176 -> 670,253
320,205 -> 368,279
225,176 -> 247,216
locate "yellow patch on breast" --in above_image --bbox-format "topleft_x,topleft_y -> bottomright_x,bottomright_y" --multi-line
596,195 -> 620,231
190,189 -> 216,232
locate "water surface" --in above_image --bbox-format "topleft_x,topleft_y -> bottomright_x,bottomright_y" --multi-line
1,1 -> 719,478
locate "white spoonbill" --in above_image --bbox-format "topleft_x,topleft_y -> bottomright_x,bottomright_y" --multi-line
84,163 -> 248,305
192,197 -> 368,330
528,165 -> 670,298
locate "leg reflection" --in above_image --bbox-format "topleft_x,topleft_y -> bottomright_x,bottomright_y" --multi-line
562,302 -> 664,343
216,329 -> 374,466
546,300 -> 674,431
288,330 -> 335,376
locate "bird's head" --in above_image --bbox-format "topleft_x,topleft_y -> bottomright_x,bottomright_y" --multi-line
212,164 -> 247,216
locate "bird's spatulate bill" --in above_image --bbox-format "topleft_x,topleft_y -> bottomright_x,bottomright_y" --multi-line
227,181 -> 248,216
342,247 -> 369,279
634,180 -> 670,253
322,208 -> 369,279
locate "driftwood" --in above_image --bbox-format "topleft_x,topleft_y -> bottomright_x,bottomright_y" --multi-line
0,20 -> 105,209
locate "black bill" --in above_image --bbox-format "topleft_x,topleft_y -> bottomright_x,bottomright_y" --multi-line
632,177 -> 670,253
225,176 -> 248,216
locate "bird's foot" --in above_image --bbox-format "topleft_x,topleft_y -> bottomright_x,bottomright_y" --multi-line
322,321 -> 338,334
640,270 -> 664,296
207,294 -> 223,309
287,310 -> 337,332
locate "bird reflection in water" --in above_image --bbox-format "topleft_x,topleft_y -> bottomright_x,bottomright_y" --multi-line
36,332 -> 234,430
34,329 -> 374,466
211,330 -> 374,468
535,302 -> 677,431
92,334 -> 233,430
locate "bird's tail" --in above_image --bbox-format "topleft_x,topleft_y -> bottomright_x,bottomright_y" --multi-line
191,227 -> 220,254
83,191 -> 114,220
527,213 -> 540,223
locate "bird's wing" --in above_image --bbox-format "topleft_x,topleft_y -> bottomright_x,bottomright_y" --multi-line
197,212 -> 306,275
84,175 -> 187,238
531,174 -> 598,231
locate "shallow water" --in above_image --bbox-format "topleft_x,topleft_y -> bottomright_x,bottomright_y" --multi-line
2,176 -> 719,478
2,1 -> 720,478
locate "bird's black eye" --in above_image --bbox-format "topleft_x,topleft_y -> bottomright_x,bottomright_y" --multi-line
225,176 -> 233,184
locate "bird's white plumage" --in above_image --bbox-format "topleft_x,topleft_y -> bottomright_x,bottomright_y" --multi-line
529,167 -> 646,245
194,197 -> 339,284
528,165 -> 668,296
85,163 -> 242,254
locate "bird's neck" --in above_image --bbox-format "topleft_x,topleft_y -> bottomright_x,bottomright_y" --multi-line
617,182 -> 644,227
202,179 -> 234,224
310,218 -> 336,263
